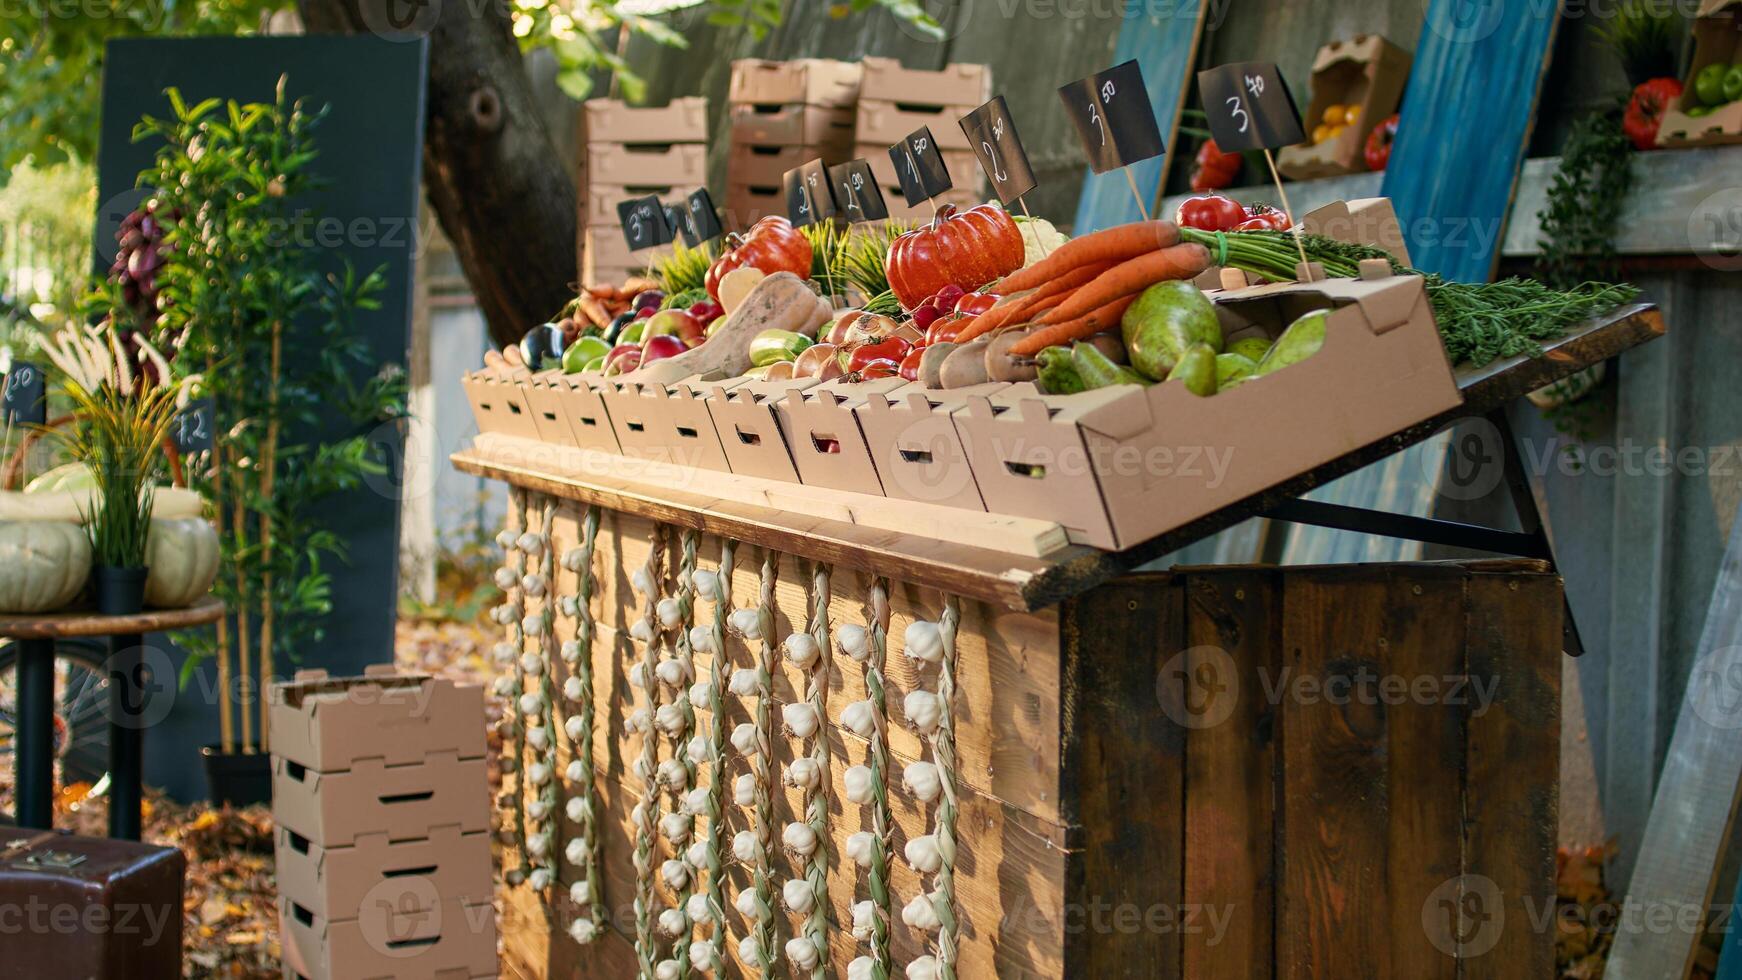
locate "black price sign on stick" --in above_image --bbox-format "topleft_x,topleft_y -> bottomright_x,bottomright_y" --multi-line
173,397 -> 215,455
888,127 -> 953,207
828,161 -> 889,223
783,166 -> 814,226
800,158 -> 839,223
2,361 -> 44,428
960,95 -> 1037,205
687,188 -> 724,244
617,196 -> 672,251
1197,62 -> 1305,152
1058,60 -> 1166,175
664,202 -> 700,248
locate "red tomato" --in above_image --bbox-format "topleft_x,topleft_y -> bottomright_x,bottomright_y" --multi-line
1624,78 -> 1681,151
884,204 -> 1025,310
1174,194 -> 1246,232
926,314 -> 967,346
1364,113 -> 1400,171
847,337 -> 914,374
898,346 -> 927,382
953,292 -> 999,316
1234,205 -> 1292,232
704,216 -> 812,302
1189,139 -> 1242,192
858,359 -> 901,380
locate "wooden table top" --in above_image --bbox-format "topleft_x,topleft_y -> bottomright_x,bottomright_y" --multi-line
0,595 -> 225,640
453,303 -> 1664,611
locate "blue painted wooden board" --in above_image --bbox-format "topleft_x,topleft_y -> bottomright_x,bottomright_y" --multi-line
1069,0 -> 1207,234
1380,0 -> 1564,281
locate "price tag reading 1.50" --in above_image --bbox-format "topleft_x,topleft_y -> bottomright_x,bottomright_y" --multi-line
1197,62 -> 1305,152
1058,60 -> 1166,175
889,127 -> 953,205
960,95 -> 1037,204
827,161 -> 889,223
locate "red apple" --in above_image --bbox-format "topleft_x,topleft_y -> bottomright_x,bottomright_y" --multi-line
641,334 -> 686,362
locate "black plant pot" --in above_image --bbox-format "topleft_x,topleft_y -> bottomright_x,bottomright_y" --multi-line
202,745 -> 273,808
93,565 -> 148,616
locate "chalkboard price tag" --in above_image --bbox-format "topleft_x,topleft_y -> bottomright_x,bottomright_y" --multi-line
664,202 -> 700,248
903,127 -> 953,201
783,166 -> 815,227
828,161 -> 889,223
960,95 -> 1037,205
687,188 -> 724,243
1198,62 -> 1305,152
617,196 -> 673,251
173,396 -> 215,455
2,361 -> 45,428
1058,60 -> 1166,175
800,158 -> 839,224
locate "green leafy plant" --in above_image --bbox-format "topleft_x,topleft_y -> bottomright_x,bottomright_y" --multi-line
653,238 -> 716,294
835,220 -> 915,303
136,78 -> 406,753
1537,107 -> 1635,291
1594,0 -> 1682,85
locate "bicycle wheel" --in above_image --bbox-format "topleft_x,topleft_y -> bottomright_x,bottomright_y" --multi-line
0,638 -> 113,805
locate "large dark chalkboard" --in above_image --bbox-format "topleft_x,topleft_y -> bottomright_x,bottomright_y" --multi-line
97,35 -> 427,802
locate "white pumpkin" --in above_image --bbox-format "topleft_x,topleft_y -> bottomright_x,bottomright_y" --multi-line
0,521 -> 92,613
143,517 -> 220,608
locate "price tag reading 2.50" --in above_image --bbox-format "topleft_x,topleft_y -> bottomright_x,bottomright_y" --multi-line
2,361 -> 45,428
1058,60 -> 1166,175
960,95 -> 1037,204
827,161 -> 889,223
1197,62 -> 1305,152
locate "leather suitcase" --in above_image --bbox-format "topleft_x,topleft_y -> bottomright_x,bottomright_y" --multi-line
0,827 -> 186,979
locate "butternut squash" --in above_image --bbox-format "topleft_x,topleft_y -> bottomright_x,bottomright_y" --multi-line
624,272 -> 831,385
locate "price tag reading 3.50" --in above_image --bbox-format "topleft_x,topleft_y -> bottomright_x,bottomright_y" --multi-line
960,95 -> 1037,204
1197,62 -> 1305,152
1058,60 -> 1166,175
828,161 -> 889,223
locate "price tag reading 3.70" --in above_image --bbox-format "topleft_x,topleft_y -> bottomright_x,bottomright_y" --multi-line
1197,62 -> 1305,152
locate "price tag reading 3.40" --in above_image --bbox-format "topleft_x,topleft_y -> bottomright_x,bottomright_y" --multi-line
1058,60 -> 1166,175
960,95 -> 1037,204
828,161 -> 889,223
1197,62 -> 1305,152
616,196 -> 672,251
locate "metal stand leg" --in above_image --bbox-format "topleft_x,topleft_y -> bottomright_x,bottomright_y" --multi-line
1486,408 -> 1584,657
108,633 -> 146,840
14,638 -> 55,829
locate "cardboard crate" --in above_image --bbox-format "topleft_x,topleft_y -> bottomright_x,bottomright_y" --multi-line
953,266 -> 1461,549
705,376 -> 820,482
269,667 -> 485,774
279,893 -> 497,980
582,97 -> 708,145
1657,0 -> 1742,147
859,56 -> 992,108
553,373 -> 623,455
275,824 -> 492,924
585,182 -> 683,227
724,183 -> 785,228
729,102 -> 856,149
729,58 -> 862,108
880,187 -> 983,223
272,750 -> 491,848
775,376 -> 907,494
587,142 -> 708,187
856,99 -> 977,153
599,375 -> 736,471
583,228 -> 667,285
726,142 -> 854,189
1277,35 -> 1413,180
461,370 -> 540,441
861,142 -> 982,196
856,381 -> 1008,511
519,371 -> 582,447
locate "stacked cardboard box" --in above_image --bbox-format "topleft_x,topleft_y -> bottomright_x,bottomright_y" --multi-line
726,59 -> 862,226
853,57 -> 991,222
271,666 -> 496,980
578,98 -> 709,285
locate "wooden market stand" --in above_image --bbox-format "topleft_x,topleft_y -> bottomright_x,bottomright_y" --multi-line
453,304 -> 1662,977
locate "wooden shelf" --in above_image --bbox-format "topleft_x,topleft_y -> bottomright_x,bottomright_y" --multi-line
455,302 -> 1663,611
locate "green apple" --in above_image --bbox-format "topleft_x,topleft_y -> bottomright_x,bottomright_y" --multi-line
1724,64 -> 1742,104
1695,63 -> 1729,106
1688,105 -> 1714,118
619,320 -> 647,346
561,335 -> 611,373
705,315 -> 730,338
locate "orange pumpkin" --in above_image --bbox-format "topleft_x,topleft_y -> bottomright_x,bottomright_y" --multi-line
704,216 -> 812,302
884,203 -> 1025,311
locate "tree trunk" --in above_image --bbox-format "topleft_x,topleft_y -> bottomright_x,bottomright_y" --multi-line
298,0 -> 576,348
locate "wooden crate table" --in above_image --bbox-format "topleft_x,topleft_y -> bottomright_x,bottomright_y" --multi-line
452,304 -> 1660,978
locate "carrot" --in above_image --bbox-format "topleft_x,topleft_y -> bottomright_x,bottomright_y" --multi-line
1010,295 -> 1140,356
955,261 -> 1113,344
996,220 -> 1180,294
1035,244 -> 1212,327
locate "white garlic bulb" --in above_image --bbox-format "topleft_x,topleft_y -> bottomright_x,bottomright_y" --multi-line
657,758 -> 688,791
566,797 -> 586,822
526,762 -> 552,786
686,735 -> 711,767
734,888 -> 762,921
844,764 -> 876,804
728,668 -> 759,696
836,623 -> 870,661
529,868 -> 553,890
565,837 -> 587,865
492,675 -> 515,697
784,937 -> 821,971
562,546 -> 585,572
660,812 -> 691,844
904,621 -> 943,663
631,802 -> 651,832
785,757 -> 821,789
660,858 -> 689,889
526,726 -> 549,751
562,676 -> 583,702
905,834 -> 943,873
528,799 -> 550,822
655,703 -> 687,736
783,632 -> 821,669
526,832 -> 550,857
520,613 -> 542,635
629,619 -> 655,644
654,961 -> 680,980
657,907 -> 687,937
521,573 -> 546,597
565,760 -> 585,783
906,955 -> 942,980
568,917 -> 597,944
781,878 -> 814,913
729,608 -> 762,639
689,625 -> 714,654
902,892 -> 941,932
738,935 -> 761,966
632,756 -> 655,782
845,831 -> 877,867
496,528 -> 517,549
688,938 -> 717,971
561,639 -> 582,663
657,597 -> 683,629
732,830 -> 760,863
626,707 -> 651,734
904,689 -> 942,733
632,567 -> 655,596
516,531 -> 544,555
494,566 -> 518,590
519,652 -> 544,676
733,773 -> 756,806
493,640 -> 516,663
569,879 -> 591,904
492,603 -> 514,625
655,658 -> 687,688
691,569 -> 721,601
685,890 -> 710,922
850,899 -> 876,941
559,595 -> 579,617
628,661 -> 649,689
782,821 -> 818,856
903,760 -> 942,802
688,680 -> 713,707
782,702 -> 820,739
684,786 -> 710,815
848,955 -> 877,980
518,692 -> 542,715
685,841 -> 708,870
730,723 -> 759,756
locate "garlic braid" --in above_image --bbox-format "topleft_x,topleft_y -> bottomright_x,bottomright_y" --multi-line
522,494 -> 560,892
738,549 -> 781,975
843,578 -> 895,980
491,486 -> 532,884
896,596 -> 961,980
632,526 -> 670,978
781,562 -> 832,976
685,538 -> 734,974
659,529 -> 702,978
560,504 -> 604,944
932,597 -> 962,979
